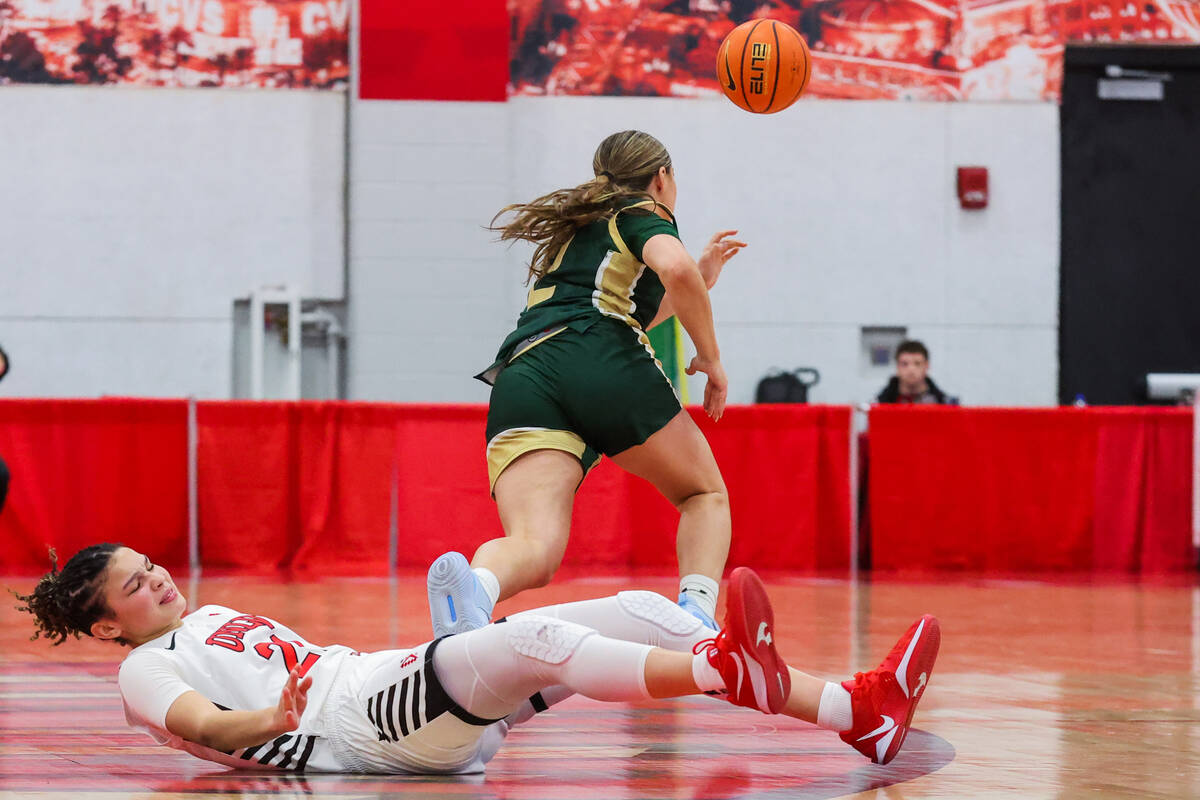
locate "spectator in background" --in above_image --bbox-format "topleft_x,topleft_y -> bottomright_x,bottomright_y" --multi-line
876,340 -> 954,405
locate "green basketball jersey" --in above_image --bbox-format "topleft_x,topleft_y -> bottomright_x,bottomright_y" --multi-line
484,199 -> 680,379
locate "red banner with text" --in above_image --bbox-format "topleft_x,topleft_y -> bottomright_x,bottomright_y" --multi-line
0,0 -> 348,87
506,0 -> 1200,101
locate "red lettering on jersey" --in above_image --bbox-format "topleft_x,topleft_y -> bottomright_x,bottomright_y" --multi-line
255,634 -> 322,677
204,614 -> 276,652
400,653 -> 417,668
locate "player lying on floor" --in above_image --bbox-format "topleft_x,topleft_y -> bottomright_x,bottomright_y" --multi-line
13,544 -> 939,773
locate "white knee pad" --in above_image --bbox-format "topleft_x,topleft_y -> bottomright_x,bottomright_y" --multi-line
617,590 -> 704,636
506,615 -> 595,665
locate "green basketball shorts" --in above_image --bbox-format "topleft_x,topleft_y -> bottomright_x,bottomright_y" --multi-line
484,317 -> 682,492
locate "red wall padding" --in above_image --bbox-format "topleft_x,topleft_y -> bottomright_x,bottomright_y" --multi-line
197,403 -> 396,576
359,0 -> 508,101
0,401 -> 853,576
387,405 -> 853,573
868,407 -> 1195,571
0,399 -> 189,573
391,405 -> 503,568
705,406 -> 853,571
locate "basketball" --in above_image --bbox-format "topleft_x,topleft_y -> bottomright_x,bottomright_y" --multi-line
716,19 -> 811,114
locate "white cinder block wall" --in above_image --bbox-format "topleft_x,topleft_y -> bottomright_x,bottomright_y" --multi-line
0,85 -> 1057,405
0,86 -> 345,398
350,96 -> 1059,406
347,101 -> 515,402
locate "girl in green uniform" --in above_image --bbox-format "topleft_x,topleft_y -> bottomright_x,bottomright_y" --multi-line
430,130 -> 744,634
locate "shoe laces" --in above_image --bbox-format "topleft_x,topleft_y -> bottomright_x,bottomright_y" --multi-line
846,670 -> 868,687
692,637 -> 729,697
847,669 -> 898,700
844,670 -> 880,695
692,624 -> 735,654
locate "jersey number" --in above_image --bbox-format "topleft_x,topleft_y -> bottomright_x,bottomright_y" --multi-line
254,635 -> 321,678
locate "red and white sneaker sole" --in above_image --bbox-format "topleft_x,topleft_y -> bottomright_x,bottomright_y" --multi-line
724,567 -> 791,714
880,614 -> 941,764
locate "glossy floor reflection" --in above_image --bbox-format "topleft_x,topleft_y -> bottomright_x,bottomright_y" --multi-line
1,572 -> 1197,799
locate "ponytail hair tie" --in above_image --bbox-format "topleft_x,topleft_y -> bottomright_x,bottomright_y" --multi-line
599,170 -> 616,182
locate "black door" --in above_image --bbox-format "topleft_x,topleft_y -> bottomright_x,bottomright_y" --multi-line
1060,45 -> 1200,405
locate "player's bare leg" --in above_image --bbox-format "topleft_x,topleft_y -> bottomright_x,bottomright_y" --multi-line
611,409 -> 730,628
428,450 -> 581,638
480,449 -> 581,597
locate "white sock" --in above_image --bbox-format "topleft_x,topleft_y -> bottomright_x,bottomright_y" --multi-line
679,574 -> 719,620
816,681 -> 854,732
472,567 -> 500,608
691,649 -> 724,693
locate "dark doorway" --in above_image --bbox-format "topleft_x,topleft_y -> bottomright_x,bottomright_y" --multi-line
1060,45 -> 1200,405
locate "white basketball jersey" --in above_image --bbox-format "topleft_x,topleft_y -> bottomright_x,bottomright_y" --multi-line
118,604 -> 358,771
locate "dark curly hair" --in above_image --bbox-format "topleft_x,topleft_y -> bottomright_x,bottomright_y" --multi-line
11,543 -> 122,645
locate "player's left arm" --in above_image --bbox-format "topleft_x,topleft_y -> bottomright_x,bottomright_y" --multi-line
164,666 -> 312,752
647,230 -> 745,329
695,229 -> 745,289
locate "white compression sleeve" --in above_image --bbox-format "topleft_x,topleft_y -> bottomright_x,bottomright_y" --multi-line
431,616 -> 654,721
510,591 -> 711,653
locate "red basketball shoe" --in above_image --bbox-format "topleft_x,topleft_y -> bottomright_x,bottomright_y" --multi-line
696,567 -> 791,714
840,614 -> 940,765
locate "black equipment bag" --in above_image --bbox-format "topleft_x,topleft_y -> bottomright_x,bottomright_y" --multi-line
755,367 -> 820,403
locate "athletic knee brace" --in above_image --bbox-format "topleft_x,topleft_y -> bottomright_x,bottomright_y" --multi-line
617,590 -> 704,636
506,615 -> 595,665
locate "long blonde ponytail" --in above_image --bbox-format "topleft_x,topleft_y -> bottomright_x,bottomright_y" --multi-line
489,130 -> 672,282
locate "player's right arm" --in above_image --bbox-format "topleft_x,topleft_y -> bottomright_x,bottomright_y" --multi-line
163,666 -> 312,752
642,233 -> 728,420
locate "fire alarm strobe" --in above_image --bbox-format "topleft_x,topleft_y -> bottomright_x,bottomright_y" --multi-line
957,166 -> 988,210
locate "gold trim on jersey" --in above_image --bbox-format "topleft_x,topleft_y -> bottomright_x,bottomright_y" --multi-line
593,202 -> 654,325
592,201 -> 677,397
486,427 -> 599,492
527,286 -> 555,307
525,237 -> 573,310
632,324 -> 679,401
508,325 -> 568,363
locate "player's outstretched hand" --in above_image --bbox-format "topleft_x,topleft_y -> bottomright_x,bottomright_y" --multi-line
273,666 -> 312,733
686,355 -> 728,421
697,230 -> 747,290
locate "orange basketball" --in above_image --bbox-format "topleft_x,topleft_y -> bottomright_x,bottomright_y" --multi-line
716,19 -> 811,114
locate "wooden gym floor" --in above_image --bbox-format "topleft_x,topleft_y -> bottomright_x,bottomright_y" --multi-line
1,571 -> 1197,799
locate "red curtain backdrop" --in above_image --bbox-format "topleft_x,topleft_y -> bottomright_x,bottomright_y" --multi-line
390,405 -> 854,574
705,406 -> 853,571
391,405 -> 503,568
11,399 -> 1192,577
0,399 -> 189,573
359,0 -> 508,101
196,402 -> 396,576
868,407 -> 1195,572
0,400 -> 852,575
